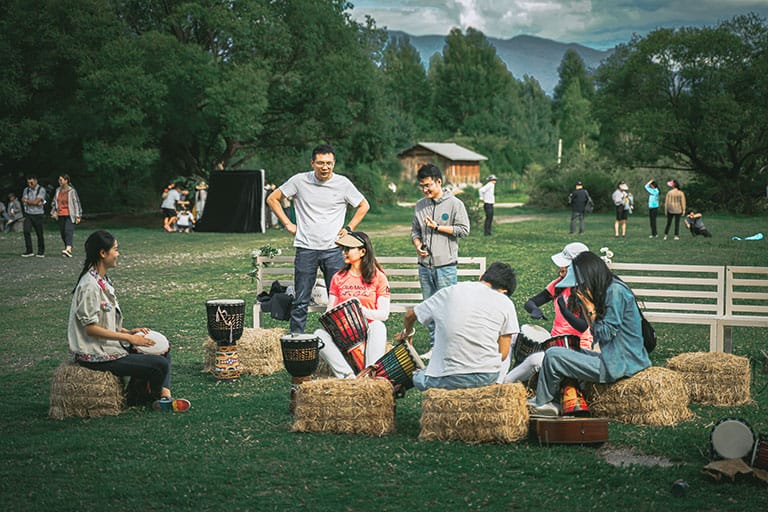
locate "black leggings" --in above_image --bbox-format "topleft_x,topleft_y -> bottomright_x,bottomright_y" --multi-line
77,353 -> 171,399
648,207 -> 658,236
664,213 -> 681,236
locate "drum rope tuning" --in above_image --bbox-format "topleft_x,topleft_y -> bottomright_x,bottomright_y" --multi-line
215,306 -> 235,344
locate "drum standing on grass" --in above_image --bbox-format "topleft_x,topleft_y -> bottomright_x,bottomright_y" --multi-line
280,334 -> 324,413
206,299 -> 245,345
710,417 -> 756,461
319,298 -> 368,373
214,345 -> 241,380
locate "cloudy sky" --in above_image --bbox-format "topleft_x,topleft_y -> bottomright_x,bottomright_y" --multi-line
349,0 -> 768,49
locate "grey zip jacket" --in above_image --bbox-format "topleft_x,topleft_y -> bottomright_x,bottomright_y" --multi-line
411,191 -> 470,268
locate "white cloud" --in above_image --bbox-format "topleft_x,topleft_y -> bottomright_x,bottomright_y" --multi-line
350,0 -> 768,49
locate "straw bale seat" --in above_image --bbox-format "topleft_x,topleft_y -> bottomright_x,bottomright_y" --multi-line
292,378 -> 395,436
584,367 -> 693,426
203,327 -> 284,375
49,361 -> 126,420
419,383 -> 529,444
666,352 -> 751,406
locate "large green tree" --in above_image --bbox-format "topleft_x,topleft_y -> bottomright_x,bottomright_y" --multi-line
594,14 -> 768,211
552,50 -> 598,157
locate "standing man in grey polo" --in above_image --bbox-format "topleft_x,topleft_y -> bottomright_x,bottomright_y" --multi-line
411,163 -> 470,357
21,175 -> 47,257
267,144 -> 370,333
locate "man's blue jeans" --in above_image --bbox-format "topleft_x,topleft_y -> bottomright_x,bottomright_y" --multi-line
413,370 -> 499,391
418,264 -> 457,347
290,247 -> 345,333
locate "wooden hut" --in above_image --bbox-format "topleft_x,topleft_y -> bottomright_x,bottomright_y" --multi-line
398,142 -> 487,186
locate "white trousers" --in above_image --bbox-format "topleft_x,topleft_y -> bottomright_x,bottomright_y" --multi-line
503,351 -> 545,383
315,320 -> 387,378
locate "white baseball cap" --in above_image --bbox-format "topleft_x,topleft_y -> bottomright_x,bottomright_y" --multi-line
551,242 -> 589,268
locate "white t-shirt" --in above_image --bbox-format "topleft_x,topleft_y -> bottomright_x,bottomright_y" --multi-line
161,188 -> 181,209
279,171 -> 364,250
415,281 -> 519,377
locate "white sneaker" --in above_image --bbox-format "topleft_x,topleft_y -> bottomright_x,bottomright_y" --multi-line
35,254 -> 45,258
530,401 -> 561,417
419,349 -> 432,360
21,253 -> 34,257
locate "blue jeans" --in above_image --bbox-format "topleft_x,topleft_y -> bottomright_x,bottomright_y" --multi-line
418,264 -> 457,347
533,347 -> 602,406
413,370 -> 499,391
290,247 -> 345,333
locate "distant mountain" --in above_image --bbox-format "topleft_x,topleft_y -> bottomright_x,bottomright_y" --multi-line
387,31 -> 613,96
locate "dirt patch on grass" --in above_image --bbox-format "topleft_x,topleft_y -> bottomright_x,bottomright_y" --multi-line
598,444 -> 676,467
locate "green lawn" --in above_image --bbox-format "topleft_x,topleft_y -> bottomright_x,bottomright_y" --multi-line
0,208 -> 766,511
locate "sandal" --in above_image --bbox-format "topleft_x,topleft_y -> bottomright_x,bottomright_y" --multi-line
152,397 -> 191,412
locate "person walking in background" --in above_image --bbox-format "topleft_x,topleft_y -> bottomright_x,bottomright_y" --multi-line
266,144 -> 370,334
411,163 -> 470,359
685,210 -> 712,237
21,175 -> 47,257
663,179 -> 686,240
51,174 -> 82,258
478,174 -> 497,236
611,181 -> 630,238
568,181 -> 591,235
644,180 -> 660,238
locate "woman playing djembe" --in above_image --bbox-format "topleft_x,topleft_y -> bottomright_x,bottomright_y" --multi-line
529,251 -> 651,416
315,231 -> 390,378
67,230 -> 190,412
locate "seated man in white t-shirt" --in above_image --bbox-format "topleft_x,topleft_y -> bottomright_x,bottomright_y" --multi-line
397,262 -> 519,390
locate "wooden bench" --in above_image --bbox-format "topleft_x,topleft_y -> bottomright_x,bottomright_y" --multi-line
251,255 -> 487,328
610,263 -> 725,352
717,266 -> 768,352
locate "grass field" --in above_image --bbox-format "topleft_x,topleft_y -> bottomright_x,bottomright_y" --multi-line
0,207 -> 766,511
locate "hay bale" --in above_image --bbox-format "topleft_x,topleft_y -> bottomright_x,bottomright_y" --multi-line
49,361 -> 125,420
419,383 -> 529,444
292,378 -> 395,436
585,367 -> 693,426
666,352 -> 751,406
202,327 -> 284,375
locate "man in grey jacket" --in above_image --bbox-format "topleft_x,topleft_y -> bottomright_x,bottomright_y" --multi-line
410,164 -> 470,356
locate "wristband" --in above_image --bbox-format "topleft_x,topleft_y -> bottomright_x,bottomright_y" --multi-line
344,225 -> 352,232
401,328 -> 415,338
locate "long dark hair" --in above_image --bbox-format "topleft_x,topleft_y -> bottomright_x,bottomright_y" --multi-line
340,231 -> 383,284
572,251 -> 615,318
73,230 -> 115,292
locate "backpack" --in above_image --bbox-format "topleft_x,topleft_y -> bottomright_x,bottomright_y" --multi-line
585,195 -> 595,213
636,305 -> 656,353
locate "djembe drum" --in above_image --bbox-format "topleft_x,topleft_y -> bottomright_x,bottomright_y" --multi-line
319,298 -> 368,373
280,334 -> 324,413
206,299 -> 245,380
359,342 -> 425,397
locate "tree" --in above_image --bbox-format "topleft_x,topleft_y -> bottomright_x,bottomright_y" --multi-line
381,35 -> 433,144
430,27 -> 520,135
552,50 -> 598,156
594,14 -> 768,211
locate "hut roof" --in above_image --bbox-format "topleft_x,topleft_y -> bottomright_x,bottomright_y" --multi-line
399,142 -> 488,162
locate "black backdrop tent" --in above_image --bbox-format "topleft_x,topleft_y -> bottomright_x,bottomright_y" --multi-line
195,170 -> 265,233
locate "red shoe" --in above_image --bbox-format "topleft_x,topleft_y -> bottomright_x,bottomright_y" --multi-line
152,397 -> 191,412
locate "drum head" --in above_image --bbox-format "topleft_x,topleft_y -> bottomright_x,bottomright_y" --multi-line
137,330 -> 169,355
710,418 -> 756,460
281,333 -> 320,342
404,342 -> 426,370
521,324 -> 550,342
206,299 -> 245,307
